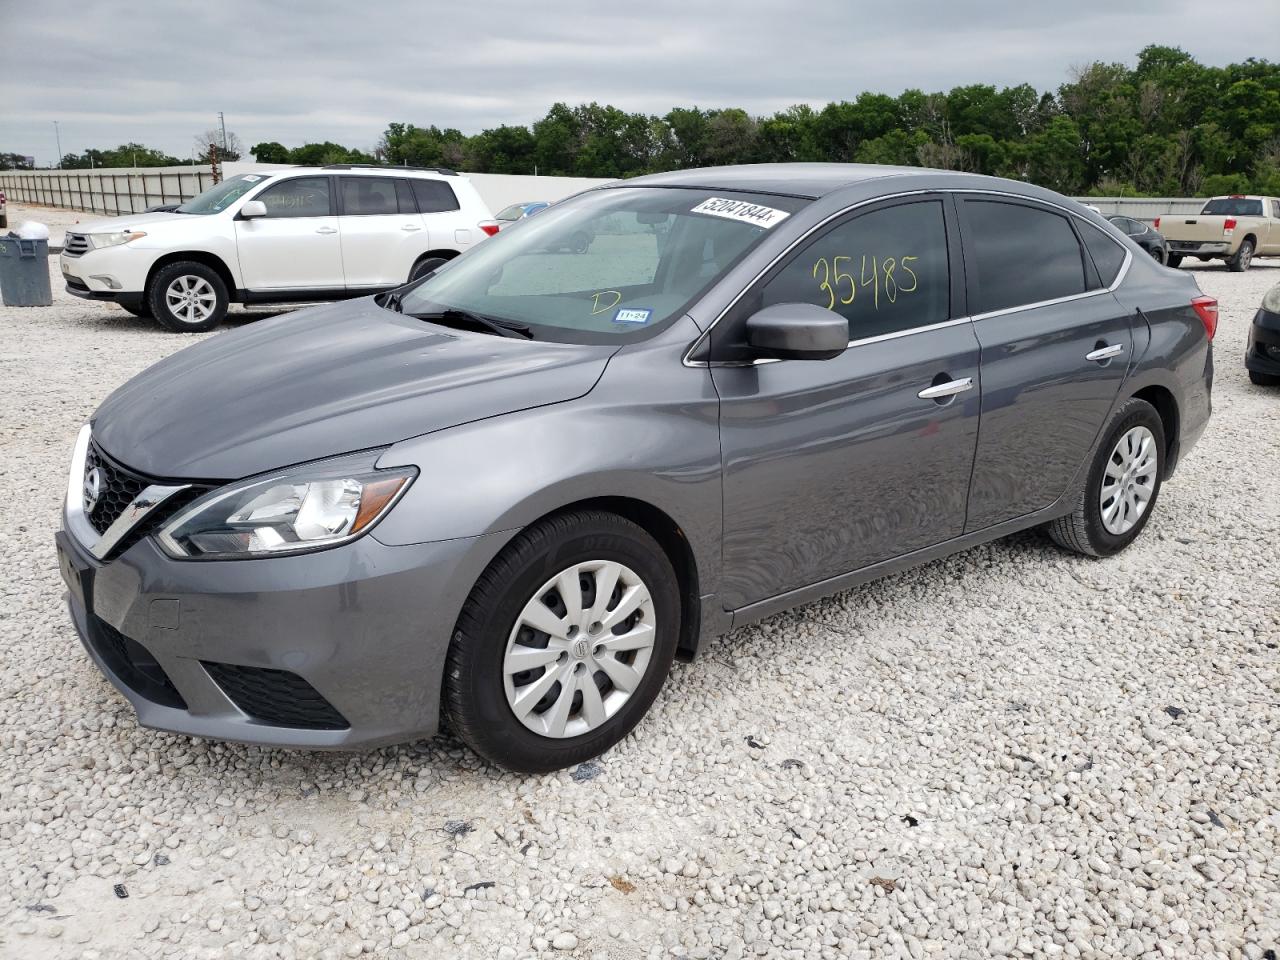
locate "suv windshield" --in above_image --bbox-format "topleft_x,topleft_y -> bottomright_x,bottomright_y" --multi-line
1201,198 -> 1263,217
399,187 -> 808,343
177,174 -> 271,215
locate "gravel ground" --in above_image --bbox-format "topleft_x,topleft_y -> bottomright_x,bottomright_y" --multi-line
1,200 -> 1277,959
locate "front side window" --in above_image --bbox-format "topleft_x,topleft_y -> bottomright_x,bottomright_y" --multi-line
397,187 -> 809,343
964,200 -> 1086,314
758,199 -> 951,341
340,177 -> 399,216
176,174 -> 268,215
1201,198 -> 1262,217
256,177 -> 332,218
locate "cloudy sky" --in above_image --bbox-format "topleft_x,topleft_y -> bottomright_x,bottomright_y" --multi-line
1,0 -> 1274,164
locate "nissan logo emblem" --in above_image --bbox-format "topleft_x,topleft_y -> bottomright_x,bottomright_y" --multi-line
83,466 -> 103,514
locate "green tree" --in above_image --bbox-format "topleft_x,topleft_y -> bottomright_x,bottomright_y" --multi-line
250,141 -> 290,163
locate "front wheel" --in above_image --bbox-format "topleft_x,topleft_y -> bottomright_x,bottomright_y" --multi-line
1047,398 -> 1165,558
1227,239 -> 1254,272
444,510 -> 680,773
147,261 -> 229,332
1166,253 -> 1183,268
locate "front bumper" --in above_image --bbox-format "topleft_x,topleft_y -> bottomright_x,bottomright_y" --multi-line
60,248 -> 148,311
56,522 -> 508,749
1246,307 -> 1280,375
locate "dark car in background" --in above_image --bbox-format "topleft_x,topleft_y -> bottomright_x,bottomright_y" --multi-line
1108,215 -> 1169,264
57,164 -> 1215,772
1247,281 -> 1280,386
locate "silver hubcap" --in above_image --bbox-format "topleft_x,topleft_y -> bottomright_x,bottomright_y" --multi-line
503,560 -> 656,739
1100,425 -> 1157,535
165,275 -> 217,324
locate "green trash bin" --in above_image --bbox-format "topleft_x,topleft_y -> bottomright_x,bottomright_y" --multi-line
0,236 -> 53,307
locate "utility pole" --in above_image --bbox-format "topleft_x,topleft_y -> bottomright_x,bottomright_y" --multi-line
218,112 -> 228,156
54,120 -> 63,169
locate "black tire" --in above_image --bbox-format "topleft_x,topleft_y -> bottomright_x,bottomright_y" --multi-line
1047,398 -> 1165,558
1226,239 -> 1254,272
1166,253 -> 1183,268
409,256 -> 448,283
120,301 -> 153,319
1150,245 -> 1166,265
444,510 -> 681,773
0,214 -> 7,229
1249,369 -> 1280,387
147,261 -> 229,332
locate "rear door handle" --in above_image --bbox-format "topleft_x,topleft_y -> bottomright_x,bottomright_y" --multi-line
1086,344 -> 1124,362
401,224 -> 422,232
316,226 -> 338,235
917,377 -> 973,400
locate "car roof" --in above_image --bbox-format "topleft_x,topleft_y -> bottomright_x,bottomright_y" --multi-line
270,165 -> 460,181
617,162 -> 964,200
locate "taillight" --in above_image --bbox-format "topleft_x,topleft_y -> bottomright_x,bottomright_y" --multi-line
1153,217 -> 1160,230
1223,217 -> 1236,236
478,221 -> 500,237
1191,295 -> 1218,340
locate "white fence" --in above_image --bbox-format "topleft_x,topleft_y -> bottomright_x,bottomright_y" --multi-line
0,164 -> 612,219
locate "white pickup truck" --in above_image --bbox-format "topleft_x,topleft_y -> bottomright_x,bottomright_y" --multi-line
1158,195 -> 1280,271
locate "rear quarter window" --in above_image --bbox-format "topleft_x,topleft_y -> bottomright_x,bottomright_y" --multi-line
1079,222 -> 1127,288
412,179 -> 460,213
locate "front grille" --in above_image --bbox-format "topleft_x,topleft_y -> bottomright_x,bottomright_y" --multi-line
202,662 -> 350,730
89,618 -> 187,709
63,232 -> 90,258
84,442 -> 148,535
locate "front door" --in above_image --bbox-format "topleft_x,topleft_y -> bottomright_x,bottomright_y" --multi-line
234,176 -> 345,291
957,196 -> 1135,530
712,197 -> 982,611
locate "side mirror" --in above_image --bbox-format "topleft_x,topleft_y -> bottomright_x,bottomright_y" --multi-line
745,303 -> 848,361
239,200 -> 268,219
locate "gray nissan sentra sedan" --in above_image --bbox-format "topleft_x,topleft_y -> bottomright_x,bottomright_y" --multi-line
57,163 -> 1215,773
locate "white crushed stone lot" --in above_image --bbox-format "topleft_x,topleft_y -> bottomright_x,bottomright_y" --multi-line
1,201 -> 1277,959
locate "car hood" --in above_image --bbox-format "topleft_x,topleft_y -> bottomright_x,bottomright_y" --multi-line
91,298 -> 617,480
65,210 -> 192,234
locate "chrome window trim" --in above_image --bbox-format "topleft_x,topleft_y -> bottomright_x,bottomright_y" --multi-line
683,187 -> 1132,369
64,425 -> 191,560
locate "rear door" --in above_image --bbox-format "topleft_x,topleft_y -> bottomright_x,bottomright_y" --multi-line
234,176 -> 344,291
337,176 -> 423,288
958,196 -> 1134,530
411,179 -> 468,250
713,196 -> 982,610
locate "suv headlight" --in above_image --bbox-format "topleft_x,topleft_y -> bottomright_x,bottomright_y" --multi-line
1262,283 -> 1280,315
157,451 -> 416,559
88,230 -> 147,250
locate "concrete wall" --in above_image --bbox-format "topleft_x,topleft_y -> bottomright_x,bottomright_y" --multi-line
0,164 -> 612,220
1070,197 -> 1206,223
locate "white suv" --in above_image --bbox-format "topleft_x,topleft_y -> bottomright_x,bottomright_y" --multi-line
60,165 -> 496,331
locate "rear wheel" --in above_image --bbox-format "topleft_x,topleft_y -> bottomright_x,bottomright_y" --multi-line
147,261 -> 228,332
1047,398 -> 1165,558
444,510 -> 680,773
1249,370 -> 1280,387
1227,239 -> 1254,272
1166,253 -> 1183,268
409,255 -> 448,283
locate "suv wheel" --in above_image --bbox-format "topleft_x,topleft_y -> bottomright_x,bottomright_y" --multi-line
444,510 -> 680,773
1047,398 -> 1164,558
1227,239 -> 1254,272
148,261 -> 229,332
409,256 -> 448,283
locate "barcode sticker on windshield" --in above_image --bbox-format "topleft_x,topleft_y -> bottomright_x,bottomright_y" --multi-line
690,197 -> 790,229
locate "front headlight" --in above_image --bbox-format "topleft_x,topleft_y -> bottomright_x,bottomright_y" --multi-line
157,451 -> 416,559
1262,283 -> 1280,315
88,230 -> 147,250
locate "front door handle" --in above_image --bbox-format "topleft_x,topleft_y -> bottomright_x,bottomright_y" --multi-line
315,226 -> 338,235
1086,343 -> 1125,362
917,377 -> 973,401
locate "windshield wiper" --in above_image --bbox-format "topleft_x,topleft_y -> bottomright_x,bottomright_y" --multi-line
411,308 -> 533,339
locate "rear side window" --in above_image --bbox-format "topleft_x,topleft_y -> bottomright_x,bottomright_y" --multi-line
760,199 -> 951,341
412,179 -> 460,213
963,200 -> 1085,314
256,177 -> 331,218
341,177 -> 399,216
1079,222 -> 1127,288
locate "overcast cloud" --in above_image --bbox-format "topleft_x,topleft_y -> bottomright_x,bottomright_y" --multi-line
1,0 -> 1274,164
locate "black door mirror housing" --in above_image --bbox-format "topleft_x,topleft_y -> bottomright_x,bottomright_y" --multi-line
745,303 -> 848,360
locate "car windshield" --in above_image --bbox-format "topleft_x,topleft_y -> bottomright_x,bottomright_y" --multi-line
398,187 -> 809,343
176,174 -> 271,215
1201,198 -> 1263,217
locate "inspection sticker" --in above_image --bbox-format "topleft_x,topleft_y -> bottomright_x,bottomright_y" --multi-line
613,307 -> 653,325
242,175 -> 262,182
690,197 -> 790,229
